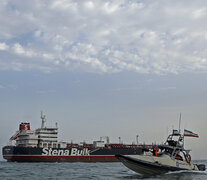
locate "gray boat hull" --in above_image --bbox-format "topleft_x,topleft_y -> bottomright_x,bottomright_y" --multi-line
116,154 -> 193,175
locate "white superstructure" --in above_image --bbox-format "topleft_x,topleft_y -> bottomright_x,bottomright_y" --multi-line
16,131 -> 38,147
10,113 -> 61,148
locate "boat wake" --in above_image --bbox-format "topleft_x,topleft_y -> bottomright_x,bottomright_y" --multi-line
166,169 -> 207,175
120,169 -> 207,179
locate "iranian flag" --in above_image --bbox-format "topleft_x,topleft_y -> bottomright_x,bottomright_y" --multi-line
184,129 -> 199,138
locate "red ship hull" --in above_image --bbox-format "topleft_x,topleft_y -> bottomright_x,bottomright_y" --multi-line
3,155 -> 119,162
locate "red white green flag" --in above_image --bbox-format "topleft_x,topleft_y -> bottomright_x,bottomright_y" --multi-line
184,129 -> 199,138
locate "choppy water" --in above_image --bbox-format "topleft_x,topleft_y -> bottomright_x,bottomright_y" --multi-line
0,160 -> 207,180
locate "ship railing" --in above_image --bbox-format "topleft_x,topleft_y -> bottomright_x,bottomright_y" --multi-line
39,142 -> 68,148
7,140 -> 14,146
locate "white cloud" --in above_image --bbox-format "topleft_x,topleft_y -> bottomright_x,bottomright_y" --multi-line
42,53 -> 54,60
13,43 -> 25,55
103,1 -> 120,14
0,42 -> 9,51
50,0 -> 78,13
0,0 -> 207,74
192,8 -> 206,19
84,1 -> 95,10
12,43 -> 36,57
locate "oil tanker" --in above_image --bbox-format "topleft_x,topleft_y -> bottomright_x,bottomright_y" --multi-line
2,113 -> 151,162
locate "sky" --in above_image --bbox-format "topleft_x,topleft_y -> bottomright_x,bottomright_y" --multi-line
1,0 -> 207,160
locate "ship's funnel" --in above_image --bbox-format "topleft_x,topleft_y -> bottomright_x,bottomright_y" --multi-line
19,122 -> 30,131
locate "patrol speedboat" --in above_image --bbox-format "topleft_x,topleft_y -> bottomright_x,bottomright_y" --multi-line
116,130 -> 205,175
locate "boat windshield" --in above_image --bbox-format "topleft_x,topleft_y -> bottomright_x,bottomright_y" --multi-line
157,130 -> 190,160
165,130 -> 184,148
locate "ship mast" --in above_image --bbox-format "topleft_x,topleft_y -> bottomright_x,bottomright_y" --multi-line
179,113 -> 181,134
41,111 -> 46,129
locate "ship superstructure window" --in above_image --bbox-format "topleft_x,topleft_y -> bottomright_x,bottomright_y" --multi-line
36,128 -> 58,146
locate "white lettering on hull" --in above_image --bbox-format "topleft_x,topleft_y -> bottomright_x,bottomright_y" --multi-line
42,148 -> 90,156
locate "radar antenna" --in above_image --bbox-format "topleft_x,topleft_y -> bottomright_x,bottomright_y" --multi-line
41,111 -> 46,129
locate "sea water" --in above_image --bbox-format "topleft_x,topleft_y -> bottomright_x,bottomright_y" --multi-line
0,160 -> 207,179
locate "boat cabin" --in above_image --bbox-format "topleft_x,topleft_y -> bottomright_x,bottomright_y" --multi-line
156,129 -> 191,162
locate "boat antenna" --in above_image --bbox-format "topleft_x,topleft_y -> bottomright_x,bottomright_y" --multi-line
179,113 -> 181,134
